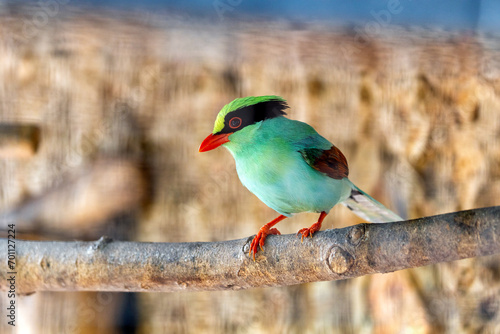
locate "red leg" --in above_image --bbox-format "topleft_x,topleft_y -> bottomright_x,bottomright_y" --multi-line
249,215 -> 287,260
297,211 -> 328,242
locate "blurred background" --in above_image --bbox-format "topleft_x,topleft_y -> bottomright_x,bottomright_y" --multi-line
1,0 -> 500,333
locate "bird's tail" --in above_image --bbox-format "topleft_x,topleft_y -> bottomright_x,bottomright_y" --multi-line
341,181 -> 403,223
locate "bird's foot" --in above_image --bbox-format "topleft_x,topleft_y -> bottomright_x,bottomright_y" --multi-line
248,215 -> 287,260
297,221 -> 321,242
297,211 -> 328,242
249,226 -> 281,260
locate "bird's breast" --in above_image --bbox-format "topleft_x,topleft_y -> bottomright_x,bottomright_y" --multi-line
233,143 -> 350,216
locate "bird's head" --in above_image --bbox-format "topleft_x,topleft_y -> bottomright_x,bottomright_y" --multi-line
199,95 -> 289,152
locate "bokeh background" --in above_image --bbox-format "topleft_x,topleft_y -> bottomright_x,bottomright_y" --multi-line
1,0 -> 500,333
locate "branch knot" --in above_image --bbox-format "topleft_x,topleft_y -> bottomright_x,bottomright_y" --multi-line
327,246 -> 354,275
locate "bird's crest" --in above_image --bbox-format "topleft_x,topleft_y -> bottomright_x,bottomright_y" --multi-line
212,96 -> 288,134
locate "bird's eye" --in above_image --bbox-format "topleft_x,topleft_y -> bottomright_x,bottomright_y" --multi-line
229,117 -> 242,129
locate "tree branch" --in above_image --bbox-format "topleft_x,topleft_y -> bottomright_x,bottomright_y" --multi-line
1,206 -> 499,294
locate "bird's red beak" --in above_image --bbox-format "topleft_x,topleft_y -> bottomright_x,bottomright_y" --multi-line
199,133 -> 231,152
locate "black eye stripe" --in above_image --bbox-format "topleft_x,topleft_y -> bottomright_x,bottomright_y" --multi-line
215,100 -> 289,135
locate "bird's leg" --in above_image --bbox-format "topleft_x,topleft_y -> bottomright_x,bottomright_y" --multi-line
249,215 -> 287,259
297,211 -> 328,242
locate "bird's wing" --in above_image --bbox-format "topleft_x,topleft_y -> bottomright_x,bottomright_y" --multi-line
299,145 -> 349,180
287,123 -> 349,180
296,134 -> 402,223
295,130 -> 349,180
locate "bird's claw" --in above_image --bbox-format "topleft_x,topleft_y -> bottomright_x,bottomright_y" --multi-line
296,228 -> 310,242
296,222 -> 321,242
249,227 -> 281,260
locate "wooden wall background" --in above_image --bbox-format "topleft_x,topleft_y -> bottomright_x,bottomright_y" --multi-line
1,9 -> 500,333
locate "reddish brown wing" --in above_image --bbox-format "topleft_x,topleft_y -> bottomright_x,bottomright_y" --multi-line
299,146 -> 349,179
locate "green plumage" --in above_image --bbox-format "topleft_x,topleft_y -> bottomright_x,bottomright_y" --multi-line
224,116 -> 352,216
299,148 -> 326,167
206,95 -> 402,223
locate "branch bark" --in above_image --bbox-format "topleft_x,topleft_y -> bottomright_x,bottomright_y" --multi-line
1,206 -> 499,294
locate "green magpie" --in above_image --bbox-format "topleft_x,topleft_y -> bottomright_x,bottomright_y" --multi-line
199,96 -> 403,259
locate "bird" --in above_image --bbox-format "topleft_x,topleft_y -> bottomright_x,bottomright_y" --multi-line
199,95 -> 403,259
